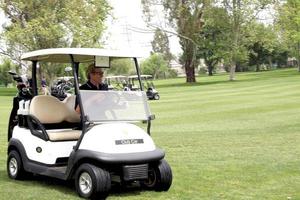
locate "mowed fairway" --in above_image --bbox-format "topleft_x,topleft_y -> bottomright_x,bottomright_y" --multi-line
0,69 -> 300,199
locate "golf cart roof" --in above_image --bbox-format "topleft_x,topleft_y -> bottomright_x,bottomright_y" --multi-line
128,75 -> 153,79
21,48 -> 142,63
56,76 -> 76,81
106,75 -> 127,79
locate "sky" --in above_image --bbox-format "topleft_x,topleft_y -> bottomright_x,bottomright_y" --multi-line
0,10 -> 4,30
103,0 -> 154,57
103,0 -> 181,58
0,1 -> 274,59
0,0 -> 182,59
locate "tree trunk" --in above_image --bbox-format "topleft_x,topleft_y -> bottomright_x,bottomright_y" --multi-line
185,64 -> 196,82
228,0 -> 240,81
268,56 -> 273,69
208,64 -> 213,76
229,61 -> 236,81
184,46 -> 197,82
256,63 -> 260,72
297,42 -> 300,72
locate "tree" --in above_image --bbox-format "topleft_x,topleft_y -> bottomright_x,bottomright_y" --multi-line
270,47 -> 289,68
142,0 -> 206,83
151,28 -> 174,66
0,0 -> 111,71
0,58 -> 17,86
108,58 -> 135,75
197,6 -> 231,76
248,42 -> 270,71
246,23 -> 278,71
141,53 -> 168,79
221,0 -> 273,80
276,0 -> 300,71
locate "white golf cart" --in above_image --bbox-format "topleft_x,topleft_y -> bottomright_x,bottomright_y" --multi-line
104,75 -> 128,91
7,48 -> 172,199
128,75 -> 160,100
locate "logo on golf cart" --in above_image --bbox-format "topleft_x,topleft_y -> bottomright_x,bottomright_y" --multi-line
115,139 -> 144,145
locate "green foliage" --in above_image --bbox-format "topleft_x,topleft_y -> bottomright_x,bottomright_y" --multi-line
165,68 -> 178,78
141,53 -> 168,79
151,28 -> 174,66
107,58 -> 135,76
0,58 -> 18,86
0,0 -> 111,62
197,6 -> 231,75
78,64 -> 88,83
221,0 -> 274,79
276,0 -> 300,70
245,23 -> 276,71
142,0 -> 207,82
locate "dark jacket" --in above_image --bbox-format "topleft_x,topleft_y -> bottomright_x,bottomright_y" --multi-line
75,81 -> 108,109
79,81 -> 108,90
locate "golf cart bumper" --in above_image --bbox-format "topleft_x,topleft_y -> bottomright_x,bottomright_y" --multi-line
73,148 -> 165,165
72,149 -> 165,181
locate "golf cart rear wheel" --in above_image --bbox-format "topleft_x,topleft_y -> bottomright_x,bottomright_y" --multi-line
7,150 -> 26,180
141,159 -> 172,191
75,164 -> 111,199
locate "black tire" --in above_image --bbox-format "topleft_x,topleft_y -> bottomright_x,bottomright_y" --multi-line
141,159 -> 172,191
7,150 -> 26,180
154,94 -> 160,100
75,164 -> 111,199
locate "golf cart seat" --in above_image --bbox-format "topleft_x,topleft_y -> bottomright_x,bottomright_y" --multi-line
28,95 -> 81,141
62,95 -> 80,122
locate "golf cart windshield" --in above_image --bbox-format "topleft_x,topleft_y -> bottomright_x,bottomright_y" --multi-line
80,90 -> 151,122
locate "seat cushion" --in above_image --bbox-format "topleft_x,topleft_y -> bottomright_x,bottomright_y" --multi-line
30,95 -> 80,124
47,129 -> 82,141
30,95 -> 67,123
62,95 -> 80,123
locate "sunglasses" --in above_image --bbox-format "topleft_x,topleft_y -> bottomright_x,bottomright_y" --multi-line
91,71 -> 104,75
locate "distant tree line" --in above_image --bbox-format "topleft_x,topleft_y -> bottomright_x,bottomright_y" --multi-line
0,0 -> 299,86
142,0 -> 300,82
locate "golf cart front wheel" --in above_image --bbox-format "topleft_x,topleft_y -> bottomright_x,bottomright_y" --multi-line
141,159 -> 172,191
75,164 -> 111,199
7,150 -> 25,180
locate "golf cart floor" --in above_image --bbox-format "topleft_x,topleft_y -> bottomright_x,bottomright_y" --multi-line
43,166 -> 68,179
50,166 -> 67,173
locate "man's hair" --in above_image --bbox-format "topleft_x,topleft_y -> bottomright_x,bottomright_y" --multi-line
86,63 -> 103,80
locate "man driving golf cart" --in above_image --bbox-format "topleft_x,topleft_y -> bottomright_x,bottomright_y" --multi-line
75,64 -> 108,114
7,48 -> 172,199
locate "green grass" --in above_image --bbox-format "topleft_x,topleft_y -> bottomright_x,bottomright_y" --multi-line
1,68 -> 300,199
0,87 -> 17,96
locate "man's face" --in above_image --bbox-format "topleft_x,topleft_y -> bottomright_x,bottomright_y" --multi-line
90,68 -> 104,84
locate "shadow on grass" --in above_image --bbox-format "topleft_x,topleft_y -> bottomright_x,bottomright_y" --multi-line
109,182 -> 147,198
157,69 -> 300,89
1,170 -> 151,199
0,170 -> 77,197
156,78 -> 255,89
